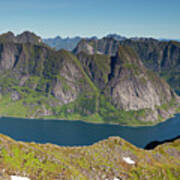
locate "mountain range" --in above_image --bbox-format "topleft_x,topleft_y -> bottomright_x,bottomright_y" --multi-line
43,36 -> 81,51
43,33 -> 180,51
43,34 -> 128,51
0,31 -> 179,125
74,37 -> 180,95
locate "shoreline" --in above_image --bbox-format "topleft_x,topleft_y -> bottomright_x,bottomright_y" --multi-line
0,113 -> 178,128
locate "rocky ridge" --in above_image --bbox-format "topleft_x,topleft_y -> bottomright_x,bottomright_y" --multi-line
0,134 -> 179,180
0,31 -> 42,45
74,37 -> 180,94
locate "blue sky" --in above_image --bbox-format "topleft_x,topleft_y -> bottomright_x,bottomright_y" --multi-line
0,0 -> 179,38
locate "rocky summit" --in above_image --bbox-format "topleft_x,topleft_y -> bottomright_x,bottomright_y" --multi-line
0,134 -> 179,180
0,31 -> 179,125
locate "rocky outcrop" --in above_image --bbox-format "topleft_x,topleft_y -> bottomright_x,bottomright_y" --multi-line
105,46 -> 176,111
73,38 -> 119,56
73,39 -> 101,55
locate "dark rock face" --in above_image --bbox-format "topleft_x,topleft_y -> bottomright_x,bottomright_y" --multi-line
76,52 -> 111,89
145,135 -> 180,150
74,38 -> 180,94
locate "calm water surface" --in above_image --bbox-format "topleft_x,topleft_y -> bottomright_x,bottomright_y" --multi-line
0,114 -> 179,148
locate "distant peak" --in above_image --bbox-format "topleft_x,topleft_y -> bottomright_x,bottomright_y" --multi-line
54,36 -> 62,40
19,31 -> 35,35
106,34 -> 127,41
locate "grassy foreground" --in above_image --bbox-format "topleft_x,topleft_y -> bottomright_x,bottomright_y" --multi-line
0,134 -> 179,179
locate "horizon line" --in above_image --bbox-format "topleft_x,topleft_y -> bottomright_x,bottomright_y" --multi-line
0,30 -> 179,40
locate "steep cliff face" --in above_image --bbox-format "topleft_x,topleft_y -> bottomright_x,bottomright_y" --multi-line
120,39 -> 180,71
74,38 -> 180,72
0,44 -> 94,99
0,38 -> 98,119
76,52 -> 111,89
74,38 -> 180,94
105,46 -> 176,111
121,40 -> 180,94
0,134 -> 179,180
0,32 -> 179,125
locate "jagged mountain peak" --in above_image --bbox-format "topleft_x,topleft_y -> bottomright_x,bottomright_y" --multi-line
73,39 -> 103,55
0,31 -> 16,42
2,31 -> 15,37
0,31 -> 42,44
43,36 -> 82,51
16,31 -> 42,44
106,33 -> 127,41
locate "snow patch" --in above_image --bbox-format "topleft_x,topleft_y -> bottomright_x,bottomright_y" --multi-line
105,178 -> 120,180
123,157 -> 135,164
11,176 -> 30,180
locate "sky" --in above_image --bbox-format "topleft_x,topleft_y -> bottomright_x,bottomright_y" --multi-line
0,0 -> 179,39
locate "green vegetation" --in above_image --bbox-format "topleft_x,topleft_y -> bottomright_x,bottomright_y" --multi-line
160,70 -> 180,95
0,84 -> 177,126
0,134 -> 179,179
0,67 -> 179,126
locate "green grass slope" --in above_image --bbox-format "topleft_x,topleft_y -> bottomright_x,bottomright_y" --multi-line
0,134 -> 179,180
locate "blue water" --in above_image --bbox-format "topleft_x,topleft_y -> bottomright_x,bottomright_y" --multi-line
0,114 -> 179,148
